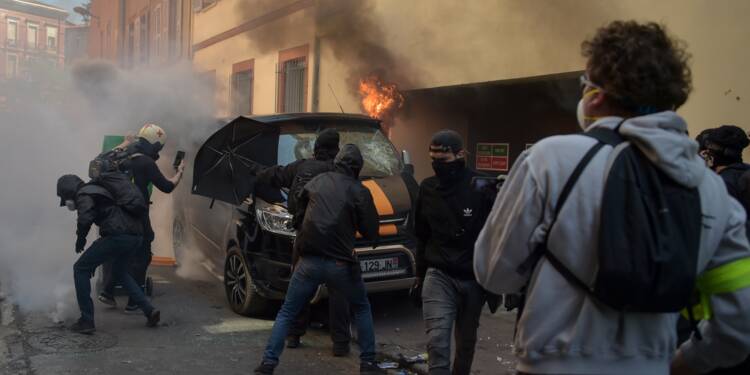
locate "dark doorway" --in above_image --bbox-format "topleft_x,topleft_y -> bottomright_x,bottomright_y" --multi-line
392,72 -> 582,181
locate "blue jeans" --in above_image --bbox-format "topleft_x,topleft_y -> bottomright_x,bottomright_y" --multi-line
74,235 -> 154,323
262,255 -> 376,366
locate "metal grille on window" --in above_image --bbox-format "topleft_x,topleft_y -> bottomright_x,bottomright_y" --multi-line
232,70 -> 253,116
282,59 -> 306,113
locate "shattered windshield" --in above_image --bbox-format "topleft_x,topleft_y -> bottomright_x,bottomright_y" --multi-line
278,123 -> 403,178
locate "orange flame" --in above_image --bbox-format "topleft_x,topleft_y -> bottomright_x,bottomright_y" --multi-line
358,76 -> 404,120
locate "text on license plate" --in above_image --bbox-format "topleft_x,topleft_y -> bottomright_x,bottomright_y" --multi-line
360,257 -> 400,273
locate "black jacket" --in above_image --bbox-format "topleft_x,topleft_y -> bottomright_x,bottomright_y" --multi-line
125,154 -> 176,204
256,156 -> 334,216
719,163 -> 750,234
294,145 -> 379,263
413,168 -> 493,280
57,179 -> 144,241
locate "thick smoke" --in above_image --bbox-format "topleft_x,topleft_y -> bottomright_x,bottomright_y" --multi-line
0,61 -> 215,321
236,0 -> 420,93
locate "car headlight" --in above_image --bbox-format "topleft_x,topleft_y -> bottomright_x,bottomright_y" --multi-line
256,204 -> 296,237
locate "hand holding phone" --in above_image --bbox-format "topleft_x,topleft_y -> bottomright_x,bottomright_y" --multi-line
173,151 -> 185,171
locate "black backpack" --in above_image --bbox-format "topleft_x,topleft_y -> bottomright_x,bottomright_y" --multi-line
518,122 -> 702,313
88,145 -> 140,181
88,146 -> 146,217
95,172 -> 147,217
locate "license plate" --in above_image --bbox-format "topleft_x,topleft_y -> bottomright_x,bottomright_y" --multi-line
360,257 -> 400,273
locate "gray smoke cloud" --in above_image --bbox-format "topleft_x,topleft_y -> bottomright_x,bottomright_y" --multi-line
236,0 -> 420,93
0,60 -> 216,322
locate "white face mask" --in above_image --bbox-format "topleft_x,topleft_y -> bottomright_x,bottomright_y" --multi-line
65,200 -> 76,211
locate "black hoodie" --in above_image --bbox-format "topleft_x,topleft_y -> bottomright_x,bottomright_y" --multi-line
57,175 -> 144,241
294,144 -> 379,263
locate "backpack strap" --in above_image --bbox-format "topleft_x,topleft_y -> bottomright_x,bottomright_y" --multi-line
512,122 -> 624,339
516,139 -> 607,275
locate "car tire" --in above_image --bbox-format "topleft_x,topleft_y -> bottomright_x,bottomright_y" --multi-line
224,247 -> 273,317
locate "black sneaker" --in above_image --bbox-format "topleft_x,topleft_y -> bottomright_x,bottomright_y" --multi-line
97,293 -> 117,308
254,362 -> 275,375
286,335 -> 301,348
359,362 -> 386,374
70,319 -> 96,335
124,303 -> 140,315
333,341 -> 350,357
146,309 -> 160,327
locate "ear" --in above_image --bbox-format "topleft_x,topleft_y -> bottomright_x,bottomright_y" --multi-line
456,150 -> 467,159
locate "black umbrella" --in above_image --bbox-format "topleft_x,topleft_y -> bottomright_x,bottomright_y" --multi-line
192,116 -> 281,205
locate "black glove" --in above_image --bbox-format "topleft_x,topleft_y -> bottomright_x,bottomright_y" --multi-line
75,236 -> 86,253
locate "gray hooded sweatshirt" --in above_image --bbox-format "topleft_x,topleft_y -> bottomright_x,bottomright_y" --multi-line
474,112 -> 750,374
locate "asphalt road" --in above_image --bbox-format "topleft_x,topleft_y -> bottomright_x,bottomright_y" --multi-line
0,267 -> 517,375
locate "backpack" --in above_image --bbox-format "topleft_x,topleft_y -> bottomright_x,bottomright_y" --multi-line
95,172 -> 147,216
518,122 -> 702,313
88,145 -> 141,181
88,146 -> 146,217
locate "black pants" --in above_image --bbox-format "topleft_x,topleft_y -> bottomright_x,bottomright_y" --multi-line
75,235 -> 154,322
288,286 -> 351,344
102,216 -> 153,304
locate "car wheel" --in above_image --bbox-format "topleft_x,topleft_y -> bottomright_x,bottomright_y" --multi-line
224,247 -> 272,316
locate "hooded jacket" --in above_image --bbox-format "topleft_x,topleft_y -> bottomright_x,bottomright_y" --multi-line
255,130 -> 339,216
58,176 -> 144,241
294,144 -> 379,263
474,112 -> 750,375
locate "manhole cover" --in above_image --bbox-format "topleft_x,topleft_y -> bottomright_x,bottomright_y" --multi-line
27,329 -> 117,354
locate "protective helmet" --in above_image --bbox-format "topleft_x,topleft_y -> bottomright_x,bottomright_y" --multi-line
137,123 -> 167,146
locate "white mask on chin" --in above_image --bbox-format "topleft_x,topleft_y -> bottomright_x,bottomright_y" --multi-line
576,99 -> 588,131
576,89 -> 601,131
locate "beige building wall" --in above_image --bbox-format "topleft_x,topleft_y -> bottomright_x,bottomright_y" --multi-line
192,0 -> 749,136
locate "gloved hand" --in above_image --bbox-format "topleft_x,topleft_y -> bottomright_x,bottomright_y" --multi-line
75,236 -> 86,253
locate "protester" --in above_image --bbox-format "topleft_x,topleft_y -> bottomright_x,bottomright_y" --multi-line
474,20 -> 750,375
98,123 -> 185,312
412,130 -> 493,375
696,125 -> 750,375
254,128 -> 352,354
699,125 -> 750,211
254,144 -> 384,375
57,174 -> 160,334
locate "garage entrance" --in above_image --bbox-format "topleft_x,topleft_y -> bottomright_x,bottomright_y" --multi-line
391,72 -> 582,181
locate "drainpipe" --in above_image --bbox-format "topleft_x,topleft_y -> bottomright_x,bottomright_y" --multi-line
311,35 -> 320,112
118,0 -> 126,67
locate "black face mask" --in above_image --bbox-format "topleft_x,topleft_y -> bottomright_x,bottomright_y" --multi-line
432,159 -> 465,184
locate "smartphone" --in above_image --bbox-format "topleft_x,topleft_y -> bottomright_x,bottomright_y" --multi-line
173,151 -> 186,170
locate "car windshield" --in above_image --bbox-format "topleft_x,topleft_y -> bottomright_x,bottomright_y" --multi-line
278,122 -> 403,178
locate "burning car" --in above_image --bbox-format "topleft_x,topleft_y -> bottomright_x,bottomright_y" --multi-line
176,113 -> 419,316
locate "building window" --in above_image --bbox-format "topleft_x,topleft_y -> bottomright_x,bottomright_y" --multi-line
46,26 -> 58,50
231,60 -> 254,116
27,23 -> 39,49
6,54 -> 18,78
277,45 -> 309,113
139,14 -> 149,63
7,19 -> 18,47
193,0 -> 217,11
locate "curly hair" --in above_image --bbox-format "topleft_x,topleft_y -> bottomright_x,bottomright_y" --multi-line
582,21 -> 692,113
